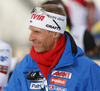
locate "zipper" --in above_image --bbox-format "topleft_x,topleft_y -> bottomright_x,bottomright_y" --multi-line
41,78 -> 48,91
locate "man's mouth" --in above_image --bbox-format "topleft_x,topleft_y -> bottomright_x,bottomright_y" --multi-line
33,43 -> 40,47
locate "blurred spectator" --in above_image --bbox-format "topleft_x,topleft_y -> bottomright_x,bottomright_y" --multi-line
91,20 -> 100,58
0,40 -> 12,91
92,21 -> 100,34
67,0 -> 98,57
87,1 -> 100,32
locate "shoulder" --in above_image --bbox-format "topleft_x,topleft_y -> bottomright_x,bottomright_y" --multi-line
72,55 -> 100,78
74,55 -> 98,69
16,54 -> 32,68
15,54 -> 35,73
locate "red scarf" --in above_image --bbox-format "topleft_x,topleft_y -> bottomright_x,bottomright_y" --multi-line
30,34 -> 66,79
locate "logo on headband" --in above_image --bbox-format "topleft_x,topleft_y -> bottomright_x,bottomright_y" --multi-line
31,13 -> 45,21
46,20 -> 61,31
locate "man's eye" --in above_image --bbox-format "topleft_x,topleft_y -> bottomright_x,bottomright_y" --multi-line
34,31 -> 39,33
34,31 -> 40,34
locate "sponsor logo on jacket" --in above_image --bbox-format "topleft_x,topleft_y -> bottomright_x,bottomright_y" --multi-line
30,83 -> 42,89
52,70 -> 72,79
50,77 -> 66,86
49,85 -> 67,91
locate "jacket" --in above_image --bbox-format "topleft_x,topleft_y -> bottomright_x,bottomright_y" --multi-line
4,32 -> 100,91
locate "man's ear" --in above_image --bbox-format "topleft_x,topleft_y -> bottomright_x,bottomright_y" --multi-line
53,32 -> 61,39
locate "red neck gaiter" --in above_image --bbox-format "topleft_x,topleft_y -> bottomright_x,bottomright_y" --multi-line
30,34 -> 66,79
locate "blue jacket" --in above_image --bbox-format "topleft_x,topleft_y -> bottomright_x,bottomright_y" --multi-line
4,33 -> 100,91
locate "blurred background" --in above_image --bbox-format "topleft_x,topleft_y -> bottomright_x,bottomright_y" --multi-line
0,0 -> 100,67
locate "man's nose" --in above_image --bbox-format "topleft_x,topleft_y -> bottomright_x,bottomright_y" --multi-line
29,32 -> 35,41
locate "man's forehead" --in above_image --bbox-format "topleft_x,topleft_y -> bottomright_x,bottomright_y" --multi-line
29,25 -> 47,32
29,26 -> 41,30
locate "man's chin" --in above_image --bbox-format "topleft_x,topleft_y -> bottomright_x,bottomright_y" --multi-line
34,48 -> 42,53
34,48 -> 46,53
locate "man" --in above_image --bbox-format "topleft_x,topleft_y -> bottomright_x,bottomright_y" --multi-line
0,40 -> 12,91
4,4 -> 100,91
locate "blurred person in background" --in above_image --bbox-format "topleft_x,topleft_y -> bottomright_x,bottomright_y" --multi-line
4,4 -> 100,91
88,1 -> 100,59
87,1 -> 100,32
91,20 -> 100,59
0,40 -> 12,91
67,0 -> 98,57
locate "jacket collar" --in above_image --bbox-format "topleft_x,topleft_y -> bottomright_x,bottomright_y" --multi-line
52,32 -> 75,70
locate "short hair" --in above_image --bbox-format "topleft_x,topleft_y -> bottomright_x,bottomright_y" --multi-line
41,4 -> 66,16
42,1 -> 72,29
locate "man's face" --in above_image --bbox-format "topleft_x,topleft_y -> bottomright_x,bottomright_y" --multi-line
29,26 -> 57,53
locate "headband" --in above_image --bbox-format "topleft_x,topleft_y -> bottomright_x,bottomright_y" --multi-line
29,7 -> 67,34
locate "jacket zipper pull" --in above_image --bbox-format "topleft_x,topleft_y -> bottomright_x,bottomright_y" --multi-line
44,78 -> 48,91
41,78 -> 48,91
